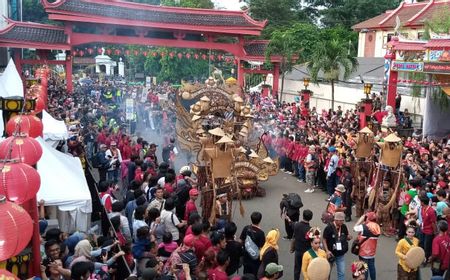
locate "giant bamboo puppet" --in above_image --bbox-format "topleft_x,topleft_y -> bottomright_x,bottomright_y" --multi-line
370,133 -> 403,236
175,79 -> 278,223
350,127 -> 375,217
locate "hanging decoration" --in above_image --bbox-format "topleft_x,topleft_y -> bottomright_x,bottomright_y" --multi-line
177,53 -> 183,59
0,135 -> 43,166
134,50 -> 139,56
169,52 -> 175,58
194,53 -> 199,59
6,115 -> 43,138
186,53 -> 191,59
106,49 -> 112,55
0,161 -> 41,204
201,54 -> 207,60
0,196 -> 33,262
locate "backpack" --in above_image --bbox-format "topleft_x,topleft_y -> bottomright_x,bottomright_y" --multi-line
286,193 -> 303,209
92,152 -> 102,168
244,227 -> 260,260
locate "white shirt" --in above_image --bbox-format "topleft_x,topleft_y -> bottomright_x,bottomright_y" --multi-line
160,209 -> 180,240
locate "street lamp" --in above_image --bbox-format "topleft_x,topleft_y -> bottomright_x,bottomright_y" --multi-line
363,83 -> 373,99
303,77 -> 310,90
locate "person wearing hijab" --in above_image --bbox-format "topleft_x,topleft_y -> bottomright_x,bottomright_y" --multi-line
301,227 -> 327,280
257,229 -> 282,279
69,240 -> 125,270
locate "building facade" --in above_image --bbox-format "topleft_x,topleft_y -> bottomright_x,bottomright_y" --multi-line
353,0 -> 449,58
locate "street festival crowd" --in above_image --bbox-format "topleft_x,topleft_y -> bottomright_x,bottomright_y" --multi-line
36,75 -> 450,280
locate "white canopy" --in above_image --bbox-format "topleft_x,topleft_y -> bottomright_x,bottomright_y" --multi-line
0,59 -> 24,133
43,110 -> 69,147
36,138 -> 92,232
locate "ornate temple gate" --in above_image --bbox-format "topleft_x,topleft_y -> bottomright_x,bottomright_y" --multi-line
0,0 -> 281,93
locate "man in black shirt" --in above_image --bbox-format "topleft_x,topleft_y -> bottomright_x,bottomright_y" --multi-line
290,209 -> 313,280
340,166 -> 353,222
322,212 -> 352,280
225,222 -> 244,276
240,211 -> 265,277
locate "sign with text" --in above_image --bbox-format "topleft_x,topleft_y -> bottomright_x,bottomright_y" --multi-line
423,62 -> 450,74
125,99 -> 134,120
391,61 -> 423,72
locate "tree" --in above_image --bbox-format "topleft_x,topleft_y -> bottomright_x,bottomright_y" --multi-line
249,0 -> 313,38
307,38 -> 358,110
265,29 -> 302,100
23,0 -> 49,23
161,0 -> 214,9
304,0 -> 401,29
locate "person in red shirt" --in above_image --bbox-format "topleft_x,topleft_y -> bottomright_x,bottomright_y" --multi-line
96,128 -> 107,145
184,188 -> 199,221
430,220 -> 450,277
164,173 -> 176,195
420,195 -> 437,260
207,250 -> 230,280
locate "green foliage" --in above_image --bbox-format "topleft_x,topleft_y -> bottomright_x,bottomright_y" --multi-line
161,0 -> 214,9
143,48 -> 210,83
424,9 -> 450,39
304,0 -> 401,29
307,38 -> 358,109
249,0 -> 315,38
23,0 -> 49,23
127,0 -> 160,4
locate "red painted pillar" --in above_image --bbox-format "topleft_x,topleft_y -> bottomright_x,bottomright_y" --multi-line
272,63 -> 280,100
385,51 -> 397,112
359,99 -> 373,129
66,51 -> 73,93
301,91 -> 311,109
237,59 -> 245,90
28,197 -> 41,276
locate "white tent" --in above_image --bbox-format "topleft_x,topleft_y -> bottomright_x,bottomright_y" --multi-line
36,138 -> 92,233
43,111 -> 69,147
0,59 -> 24,133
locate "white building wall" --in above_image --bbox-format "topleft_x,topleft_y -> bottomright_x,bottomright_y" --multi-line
280,78 -> 425,117
357,33 -> 366,57
0,1 -> 8,28
374,31 -> 386,58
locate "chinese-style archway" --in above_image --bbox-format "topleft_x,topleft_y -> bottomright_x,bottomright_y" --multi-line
0,0 -> 282,94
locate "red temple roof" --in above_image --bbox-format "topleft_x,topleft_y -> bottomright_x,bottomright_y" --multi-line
352,0 -> 450,31
424,39 -> 450,49
42,0 -> 266,36
0,19 -> 69,50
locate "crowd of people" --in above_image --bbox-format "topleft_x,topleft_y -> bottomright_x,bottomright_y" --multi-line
35,75 -> 449,280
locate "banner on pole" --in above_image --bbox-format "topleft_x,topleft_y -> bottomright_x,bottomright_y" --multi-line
125,99 -> 134,120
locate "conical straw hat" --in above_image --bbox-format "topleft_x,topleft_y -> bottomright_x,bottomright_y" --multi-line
359,127 -> 373,134
233,95 -> 244,103
200,96 -> 210,102
307,257 -> 331,280
208,127 -> 225,137
263,157 -> 274,164
192,115 -> 201,121
384,133 -> 401,142
196,128 -> 205,134
216,135 -> 234,144
249,150 -> 259,158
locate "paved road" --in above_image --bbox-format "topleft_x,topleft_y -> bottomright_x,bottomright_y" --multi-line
138,125 -> 431,280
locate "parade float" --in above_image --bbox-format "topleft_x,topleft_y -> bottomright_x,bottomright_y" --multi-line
175,78 -> 278,222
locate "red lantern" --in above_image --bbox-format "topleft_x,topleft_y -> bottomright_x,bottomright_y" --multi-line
0,162 -> 40,204
210,54 -> 215,61
225,57 -> 231,63
217,54 -> 223,61
160,52 -> 166,57
0,196 -> 33,261
6,115 -> 43,138
87,48 -> 94,55
32,96 -> 46,114
106,49 -> 112,55
177,53 -> 183,59
169,52 -> 175,58
134,50 -> 139,56
79,50 -> 84,57
194,53 -> 199,59
114,49 -> 121,56
186,53 -> 191,59
72,50 -> 78,57
0,135 -> 43,166
201,54 -> 207,60
97,48 -> 103,55
143,51 -> 148,57
152,52 -> 157,57
125,50 -> 131,56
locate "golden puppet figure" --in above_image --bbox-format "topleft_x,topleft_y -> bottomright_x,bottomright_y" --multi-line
377,133 -> 402,168
355,127 -> 374,159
